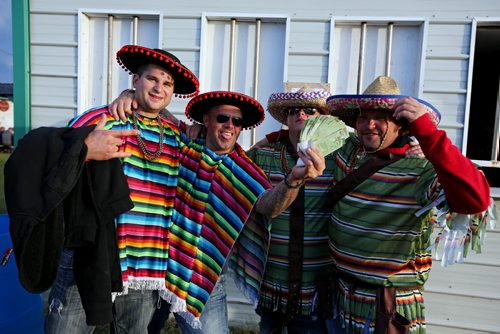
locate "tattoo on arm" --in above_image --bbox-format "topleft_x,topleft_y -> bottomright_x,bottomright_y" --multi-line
255,181 -> 301,218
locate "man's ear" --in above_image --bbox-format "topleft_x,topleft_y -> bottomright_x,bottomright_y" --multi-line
202,113 -> 209,127
131,73 -> 139,88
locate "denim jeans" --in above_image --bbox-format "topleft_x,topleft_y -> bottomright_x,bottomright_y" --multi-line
148,274 -> 229,334
258,307 -> 328,334
45,249 -> 157,334
325,316 -> 348,334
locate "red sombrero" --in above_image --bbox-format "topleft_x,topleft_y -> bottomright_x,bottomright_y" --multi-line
116,45 -> 199,98
185,91 -> 265,130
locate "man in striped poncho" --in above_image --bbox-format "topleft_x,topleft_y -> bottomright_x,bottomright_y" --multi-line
237,86 -> 337,334
325,76 -> 492,334
108,87 -> 328,333
43,45 -> 201,333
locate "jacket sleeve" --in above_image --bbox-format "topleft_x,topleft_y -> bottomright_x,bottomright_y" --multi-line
410,114 -> 490,214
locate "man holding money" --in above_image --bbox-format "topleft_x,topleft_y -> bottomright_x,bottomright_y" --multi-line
241,86 -> 340,333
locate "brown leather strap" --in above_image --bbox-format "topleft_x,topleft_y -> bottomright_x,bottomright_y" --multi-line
375,286 -> 411,334
324,156 -> 401,210
285,185 -> 305,322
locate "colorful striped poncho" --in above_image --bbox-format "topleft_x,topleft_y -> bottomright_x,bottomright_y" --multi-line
69,106 -> 180,292
328,134 -> 496,334
160,136 -> 272,328
240,142 -> 336,316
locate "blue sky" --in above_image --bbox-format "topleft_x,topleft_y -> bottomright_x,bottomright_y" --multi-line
0,0 -> 13,83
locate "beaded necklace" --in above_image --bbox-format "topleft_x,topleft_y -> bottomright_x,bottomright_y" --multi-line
132,113 -> 164,161
279,138 -> 298,173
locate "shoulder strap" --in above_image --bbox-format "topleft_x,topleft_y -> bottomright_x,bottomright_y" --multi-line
324,156 -> 402,209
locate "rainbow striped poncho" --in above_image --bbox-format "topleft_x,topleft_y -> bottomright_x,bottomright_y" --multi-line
69,106 -> 181,291
161,136 -> 272,328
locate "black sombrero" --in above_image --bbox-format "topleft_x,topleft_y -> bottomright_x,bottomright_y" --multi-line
185,91 -> 265,130
116,45 -> 199,98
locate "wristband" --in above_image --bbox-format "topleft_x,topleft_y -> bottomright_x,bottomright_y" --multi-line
283,172 -> 304,189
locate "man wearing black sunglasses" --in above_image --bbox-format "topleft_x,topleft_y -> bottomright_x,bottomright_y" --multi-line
285,107 -> 319,116
108,89 -> 326,334
204,108 -> 245,154
242,85 -> 333,334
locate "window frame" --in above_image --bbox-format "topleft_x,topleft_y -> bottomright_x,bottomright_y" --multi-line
77,9 -> 163,113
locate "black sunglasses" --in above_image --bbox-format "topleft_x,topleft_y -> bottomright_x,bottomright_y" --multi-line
216,114 -> 244,127
285,107 -> 319,116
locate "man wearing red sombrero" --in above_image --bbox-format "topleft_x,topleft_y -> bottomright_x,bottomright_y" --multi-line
324,76 -> 492,334
43,45 -> 201,333
109,88 -> 327,333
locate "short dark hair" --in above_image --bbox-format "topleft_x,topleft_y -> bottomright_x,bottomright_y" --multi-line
136,63 -> 152,76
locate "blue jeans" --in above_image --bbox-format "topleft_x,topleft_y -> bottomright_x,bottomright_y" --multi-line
258,307 -> 328,334
325,316 -> 348,334
45,249 -> 157,334
148,274 -> 229,334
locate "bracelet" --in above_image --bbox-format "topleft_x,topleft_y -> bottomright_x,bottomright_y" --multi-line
283,172 -> 304,189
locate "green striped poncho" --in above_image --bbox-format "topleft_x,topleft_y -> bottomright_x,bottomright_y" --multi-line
329,134 -> 496,334
243,141 -> 336,316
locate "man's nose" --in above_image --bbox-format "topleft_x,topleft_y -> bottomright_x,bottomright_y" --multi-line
367,117 -> 377,127
153,82 -> 162,92
298,109 -> 309,118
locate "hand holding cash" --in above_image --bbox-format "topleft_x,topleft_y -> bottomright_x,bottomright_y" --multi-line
296,115 -> 349,166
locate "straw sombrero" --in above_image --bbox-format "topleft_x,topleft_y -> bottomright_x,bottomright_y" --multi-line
116,45 -> 199,98
185,91 -> 265,130
267,86 -> 330,125
327,76 -> 441,128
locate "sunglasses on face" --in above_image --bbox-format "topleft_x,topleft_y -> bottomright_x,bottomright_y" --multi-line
216,114 -> 244,127
285,107 -> 319,116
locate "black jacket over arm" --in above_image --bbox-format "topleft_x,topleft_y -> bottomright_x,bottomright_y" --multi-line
4,126 -> 133,325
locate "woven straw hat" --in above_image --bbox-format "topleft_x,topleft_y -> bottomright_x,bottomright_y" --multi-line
327,76 -> 441,128
185,91 -> 265,130
116,45 -> 199,98
267,86 -> 330,125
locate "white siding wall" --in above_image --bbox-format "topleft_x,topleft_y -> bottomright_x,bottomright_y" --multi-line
288,19 -> 330,83
29,1 -> 500,332
30,12 -> 78,127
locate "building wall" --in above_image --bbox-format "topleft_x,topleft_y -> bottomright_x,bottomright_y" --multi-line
28,0 -> 500,145
27,1 -> 500,332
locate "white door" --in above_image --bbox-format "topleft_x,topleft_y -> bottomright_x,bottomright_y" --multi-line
77,10 -> 162,114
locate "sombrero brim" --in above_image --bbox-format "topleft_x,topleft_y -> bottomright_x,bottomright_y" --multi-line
116,45 -> 199,98
185,91 -> 265,130
327,94 -> 441,128
267,91 -> 329,125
